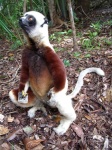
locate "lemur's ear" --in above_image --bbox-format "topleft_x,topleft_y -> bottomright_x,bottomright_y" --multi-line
41,18 -> 48,27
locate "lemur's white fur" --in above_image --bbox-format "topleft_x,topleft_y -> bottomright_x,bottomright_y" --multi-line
24,11 -> 54,50
24,81 -> 29,93
10,11 -> 105,135
47,68 -> 104,135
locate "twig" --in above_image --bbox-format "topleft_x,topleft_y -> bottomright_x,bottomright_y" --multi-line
90,99 -> 107,112
76,6 -> 91,20
5,111 -> 18,115
80,6 -> 91,20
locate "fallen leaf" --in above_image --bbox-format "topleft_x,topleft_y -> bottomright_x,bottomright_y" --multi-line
8,53 -> 14,57
84,115 -> 91,120
0,142 -> 10,150
0,114 -> 4,122
7,129 -> 23,141
23,137 -> 44,150
71,123 -> 84,143
74,94 -> 85,111
7,115 -> 14,123
23,126 -> 34,135
32,144 -> 44,150
0,126 -> 9,136
106,88 -> 112,102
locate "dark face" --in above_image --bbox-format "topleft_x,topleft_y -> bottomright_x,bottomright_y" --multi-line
19,14 -> 36,32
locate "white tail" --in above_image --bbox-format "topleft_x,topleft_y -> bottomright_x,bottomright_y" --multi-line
68,67 -> 105,99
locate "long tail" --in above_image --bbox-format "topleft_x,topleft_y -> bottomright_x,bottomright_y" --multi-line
67,67 -> 105,99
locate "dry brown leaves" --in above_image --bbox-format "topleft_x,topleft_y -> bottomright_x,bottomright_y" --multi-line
23,138 -> 44,150
0,125 -> 9,136
71,123 -> 84,143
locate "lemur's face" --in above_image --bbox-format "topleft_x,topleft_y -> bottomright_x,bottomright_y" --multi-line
19,11 -> 48,38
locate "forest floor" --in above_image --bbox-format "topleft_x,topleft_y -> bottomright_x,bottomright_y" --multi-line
0,21 -> 112,150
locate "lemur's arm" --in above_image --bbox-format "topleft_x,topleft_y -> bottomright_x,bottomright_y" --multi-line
39,46 -> 66,93
19,50 -> 29,94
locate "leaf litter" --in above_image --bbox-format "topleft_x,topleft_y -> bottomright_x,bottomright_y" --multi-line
0,22 -> 112,149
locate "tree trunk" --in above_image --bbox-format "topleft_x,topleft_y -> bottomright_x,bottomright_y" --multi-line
67,0 -> 79,51
29,0 -> 33,10
23,0 -> 27,14
47,0 -> 56,25
47,0 -> 68,27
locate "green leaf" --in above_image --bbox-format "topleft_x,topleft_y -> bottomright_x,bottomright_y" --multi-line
92,32 -> 98,37
84,54 -> 91,58
63,59 -> 70,67
74,52 -> 81,58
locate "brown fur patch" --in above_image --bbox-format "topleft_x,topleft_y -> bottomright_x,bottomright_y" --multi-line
11,42 -> 66,106
38,46 -> 66,92
18,46 -> 54,104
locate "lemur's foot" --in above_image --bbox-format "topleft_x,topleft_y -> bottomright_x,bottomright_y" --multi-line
28,106 -> 47,118
53,126 -> 66,135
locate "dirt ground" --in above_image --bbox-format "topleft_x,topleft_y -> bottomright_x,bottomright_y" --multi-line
0,23 -> 112,150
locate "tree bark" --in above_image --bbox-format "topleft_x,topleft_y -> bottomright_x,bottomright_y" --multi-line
29,0 -> 33,10
47,0 -> 56,25
67,0 -> 79,51
23,0 -> 27,14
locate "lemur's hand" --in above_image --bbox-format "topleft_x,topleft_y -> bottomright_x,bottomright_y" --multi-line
22,90 -> 28,97
18,91 -> 28,104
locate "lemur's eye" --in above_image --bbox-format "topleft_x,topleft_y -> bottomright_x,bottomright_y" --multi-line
27,15 -> 36,26
28,17 -> 33,21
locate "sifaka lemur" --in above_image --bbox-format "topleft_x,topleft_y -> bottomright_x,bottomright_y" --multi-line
9,11 -> 105,135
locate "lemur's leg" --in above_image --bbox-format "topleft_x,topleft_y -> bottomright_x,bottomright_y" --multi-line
48,94 -> 76,135
53,108 -> 76,135
53,118 -> 75,135
28,100 -> 47,118
9,88 -> 47,117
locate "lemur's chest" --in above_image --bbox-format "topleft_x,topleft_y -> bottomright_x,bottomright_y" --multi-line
28,51 -> 53,97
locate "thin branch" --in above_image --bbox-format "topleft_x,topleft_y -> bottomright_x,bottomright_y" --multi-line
67,0 -> 79,51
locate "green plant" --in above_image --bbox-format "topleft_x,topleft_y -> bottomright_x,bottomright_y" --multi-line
66,29 -> 72,36
63,59 -> 70,67
76,32 -> 83,38
82,38 -> 92,49
74,52 -> 81,58
0,0 -> 23,44
103,38 -> 112,46
103,20 -> 112,26
81,22 -> 103,50
84,53 -> 91,58
10,40 -> 23,50
88,31 -> 98,38
90,22 -> 102,33
50,33 -> 57,41
54,47 -> 65,52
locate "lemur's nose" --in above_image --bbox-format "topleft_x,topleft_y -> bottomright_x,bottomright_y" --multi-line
19,18 -> 22,22
19,18 -> 23,25
19,17 -> 26,27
